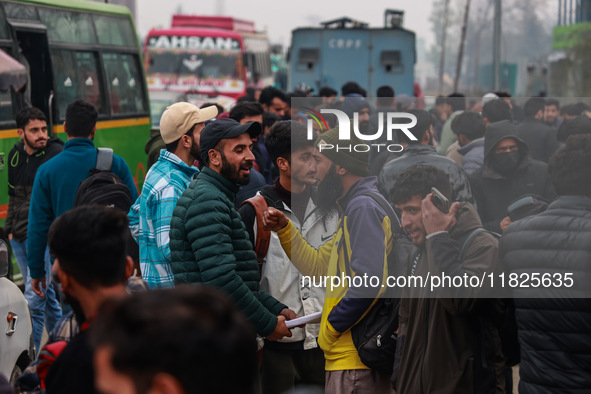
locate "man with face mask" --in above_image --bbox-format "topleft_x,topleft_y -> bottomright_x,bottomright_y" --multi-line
128,102 -> 217,289
469,120 -> 555,233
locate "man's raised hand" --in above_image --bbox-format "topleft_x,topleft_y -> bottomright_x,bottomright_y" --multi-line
263,207 -> 289,232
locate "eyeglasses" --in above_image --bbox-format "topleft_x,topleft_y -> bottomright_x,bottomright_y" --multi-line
494,145 -> 519,154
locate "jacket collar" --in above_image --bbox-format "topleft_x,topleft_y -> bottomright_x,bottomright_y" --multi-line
336,176 -> 379,211
158,150 -> 199,177
457,138 -> 484,156
402,144 -> 436,156
64,137 -> 94,149
548,195 -> 591,212
199,166 -> 240,199
448,202 -> 483,238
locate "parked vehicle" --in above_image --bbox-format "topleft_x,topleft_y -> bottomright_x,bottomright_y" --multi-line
289,9 -> 416,96
0,239 -> 34,383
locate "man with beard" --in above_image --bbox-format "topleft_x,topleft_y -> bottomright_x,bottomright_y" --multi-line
239,121 -> 338,393
469,120 -> 555,233
128,102 -> 217,289
262,127 -> 396,393
391,165 -> 503,394
5,107 -> 63,352
44,205 -> 135,393
169,118 -> 293,342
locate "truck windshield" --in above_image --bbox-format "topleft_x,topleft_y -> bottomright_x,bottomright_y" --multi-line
147,50 -> 241,80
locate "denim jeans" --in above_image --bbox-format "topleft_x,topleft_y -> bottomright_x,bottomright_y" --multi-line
21,244 -> 63,352
10,238 -> 28,285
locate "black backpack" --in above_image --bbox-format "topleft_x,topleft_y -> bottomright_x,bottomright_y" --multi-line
343,192 -> 415,375
74,148 -> 134,212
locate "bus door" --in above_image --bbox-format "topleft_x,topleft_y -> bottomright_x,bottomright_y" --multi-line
8,21 -> 56,133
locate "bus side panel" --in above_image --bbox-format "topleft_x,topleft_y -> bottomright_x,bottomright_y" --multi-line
0,134 -> 20,220
91,120 -> 149,194
369,30 -> 416,96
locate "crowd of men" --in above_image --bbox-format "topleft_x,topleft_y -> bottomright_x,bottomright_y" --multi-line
2,81 -> 590,394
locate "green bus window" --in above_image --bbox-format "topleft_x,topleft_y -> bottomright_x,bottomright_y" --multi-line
4,3 -> 39,21
0,90 -> 15,123
93,15 -> 134,47
38,8 -> 96,44
50,49 -> 106,120
102,53 -> 147,115
0,6 -> 10,39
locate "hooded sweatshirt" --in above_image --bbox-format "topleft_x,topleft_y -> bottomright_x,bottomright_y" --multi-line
468,120 -> 555,232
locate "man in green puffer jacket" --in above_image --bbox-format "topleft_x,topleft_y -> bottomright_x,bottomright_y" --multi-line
170,118 -> 293,340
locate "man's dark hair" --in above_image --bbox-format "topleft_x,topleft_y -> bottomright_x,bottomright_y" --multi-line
566,102 -> 590,117
263,111 -> 280,131
376,85 -> 395,107
259,87 -> 288,107
545,98 -> 560,109
65,99 -> 98,138
237,95 -> 254,103
229,102 -> 264,123
435,96 -> 447,106
482,99 -> 512,123
494,91 -> 512,98
557,116 -> 591,143
91,287 -> 257,394
201,102 -> 224,114
48,206 -> 128,289
16,107 -> 47,129
341,81 -> 363,97
319,86 -> 337,97
523,97 -> 546,118
404,109 -> 432,145
451,111 -> 485,141
549,134 -> 591,196
390,164 -> 452,205
165,127 -> 194,153
447,93 -> 466,112
265,120 -> 312,165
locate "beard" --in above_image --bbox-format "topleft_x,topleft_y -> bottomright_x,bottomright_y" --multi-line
61,290 -> 87,326
189,135 -> 200,161
314,164 -> 342,213
219,150 -> 252,186
23,133 -> 47,151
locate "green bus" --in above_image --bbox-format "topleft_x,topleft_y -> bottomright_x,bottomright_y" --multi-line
0,0 -> 150,224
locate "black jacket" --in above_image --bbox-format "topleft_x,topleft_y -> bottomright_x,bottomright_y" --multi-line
469,122 -> 555,233
377,144 -> 474,204
516,117 -> 558,163
500,195 -> 591,394
5,137 -> 63,241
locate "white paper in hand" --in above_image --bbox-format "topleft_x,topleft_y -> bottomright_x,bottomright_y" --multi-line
285,311 -> 322,329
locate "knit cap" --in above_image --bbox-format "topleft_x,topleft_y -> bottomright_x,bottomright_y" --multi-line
315,123 -> 369,176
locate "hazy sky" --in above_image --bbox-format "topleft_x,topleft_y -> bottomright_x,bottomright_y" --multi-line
136,0 -> 437,48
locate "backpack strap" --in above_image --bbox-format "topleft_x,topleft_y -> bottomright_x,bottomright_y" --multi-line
241,195 -> 271,273
360,192 -> 403,234
96,148 -> 114,171
341,192 -> 405,278
458,227 -> 500,261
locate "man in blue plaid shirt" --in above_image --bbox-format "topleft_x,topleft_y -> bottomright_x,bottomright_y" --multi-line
128,102 -> 218,288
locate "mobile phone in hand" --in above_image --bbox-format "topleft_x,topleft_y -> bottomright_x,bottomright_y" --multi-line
431,187 -> 450,214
